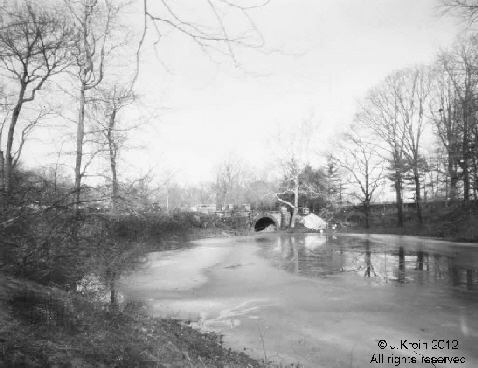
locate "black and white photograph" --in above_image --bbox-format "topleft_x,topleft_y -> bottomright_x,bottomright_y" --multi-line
1,0 -> 478,367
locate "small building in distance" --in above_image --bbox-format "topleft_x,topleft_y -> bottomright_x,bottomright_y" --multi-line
192,203 -> 217,214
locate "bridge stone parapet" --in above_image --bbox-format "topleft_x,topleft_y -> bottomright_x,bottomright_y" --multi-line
199,209 -> 283,231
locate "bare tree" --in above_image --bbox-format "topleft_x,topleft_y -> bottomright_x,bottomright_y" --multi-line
430,36 -> 478,202
446,37 -> 477,202
273,118 -> 319,228
214,153 -> 244,210
356,73 -> 408,227
422,146 -> 449,201
64,0 -> 126,208
0,1 -> 72,198
133,0 -> 270,84
336,126 -> 386,229
198,181 -> 216,204
243,177 -> 277,210
397,66 -> 432,224
0,97 -> 9,210
441,0 -> 478,23
88,83 -> 137,213
429,55 -> 463,201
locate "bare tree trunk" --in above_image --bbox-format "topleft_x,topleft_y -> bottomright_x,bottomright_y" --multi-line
394,172 -> 404,227
474,126 -> 478,200
413,169 -> 423,224
474,169 -> 478,201
110,154 -> 118,213
448,156 -> 459,201
110,166 -> 118,213
364,200 -> 371,229
462,113 -> 470,202
462,161 -> 470,202
5,86 -> 26,196
75,84 -> 86,208
364,167 -> 371,229
459,64 -> 473,203
290,174 -> 299,228
0,151 -> 4,213
392,152 -> 404,227
107,114 -> 118,214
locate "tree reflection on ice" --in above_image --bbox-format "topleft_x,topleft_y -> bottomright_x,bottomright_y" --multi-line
257,234 -> 478,297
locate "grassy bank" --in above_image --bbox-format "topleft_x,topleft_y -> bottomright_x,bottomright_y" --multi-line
0,274 -> 261,367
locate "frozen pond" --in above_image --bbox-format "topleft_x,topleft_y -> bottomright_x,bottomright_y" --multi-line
118,233 -> 478,367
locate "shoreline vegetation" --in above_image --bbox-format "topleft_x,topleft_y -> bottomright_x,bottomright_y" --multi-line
1,208 -> 476,367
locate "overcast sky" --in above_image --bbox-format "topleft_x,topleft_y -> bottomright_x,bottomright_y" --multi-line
130,0 -> 464,185
22,0 -> 464,185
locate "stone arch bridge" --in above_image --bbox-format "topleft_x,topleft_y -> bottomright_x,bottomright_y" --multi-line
201,210 -> 282,232
250,211 -> 281,231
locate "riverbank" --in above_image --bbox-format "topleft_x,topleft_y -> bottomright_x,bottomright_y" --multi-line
284,204 -> 478,242
333,223 -> 478,243
0,273 -> 264,367
336,201 -> 478,242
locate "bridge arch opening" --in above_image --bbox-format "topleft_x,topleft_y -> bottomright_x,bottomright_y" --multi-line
254,216 -> 277,232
